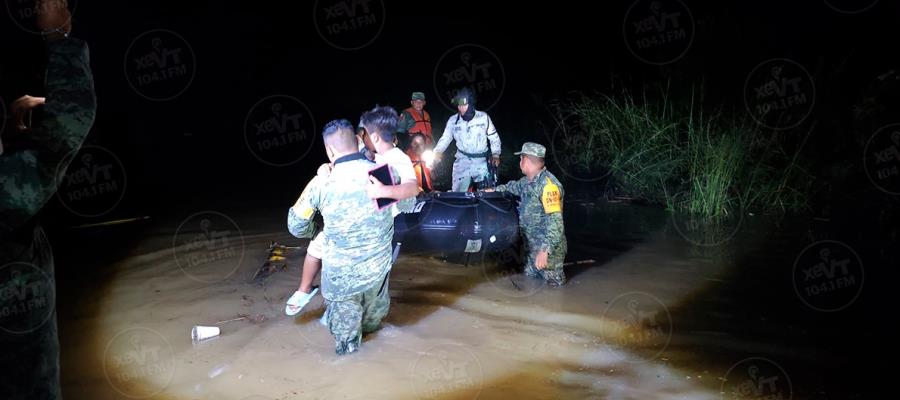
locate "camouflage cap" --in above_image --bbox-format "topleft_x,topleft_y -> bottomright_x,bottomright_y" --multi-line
514,142 -> 546,158
411,91 -> 426,100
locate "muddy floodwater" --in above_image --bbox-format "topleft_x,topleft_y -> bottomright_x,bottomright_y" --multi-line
54,201 -> 871,399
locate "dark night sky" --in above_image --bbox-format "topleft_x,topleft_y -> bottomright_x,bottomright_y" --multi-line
2,0 -> 899,224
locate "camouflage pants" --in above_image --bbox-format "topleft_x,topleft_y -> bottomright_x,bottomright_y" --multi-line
451,155 -> 489,192
524,242 -> 567,287
325,272 -> 390,355
0,224 -> 61,400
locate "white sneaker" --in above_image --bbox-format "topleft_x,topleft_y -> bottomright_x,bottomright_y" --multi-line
284,287 -> 318,316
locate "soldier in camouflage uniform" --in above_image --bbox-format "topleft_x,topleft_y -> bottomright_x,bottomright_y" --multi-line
490,143 -> 567,286
287,119 -> 395,355
1,1 -> 97,397
433,88 -> 501,192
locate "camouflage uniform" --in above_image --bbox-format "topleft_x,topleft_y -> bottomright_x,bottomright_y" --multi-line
494,143 -> 567,286
433,110 -> 501,192
287,153 -> 394,355
0,38 -> 97,399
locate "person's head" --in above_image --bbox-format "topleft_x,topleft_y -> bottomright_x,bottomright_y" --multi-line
410,92 -> 426,112
452,87 -> 475,117
360,105 -> 399,151
519,154 -> 545,177
409,133 -> 427,155
514,142 -> 547,178
321,119 -> 357,162
356,122 -> 375,153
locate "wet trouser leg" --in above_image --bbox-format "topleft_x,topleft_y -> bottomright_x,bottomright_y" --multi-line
524,242 -> 568,287
326,272 -> 391,355
0,224 -> 61,399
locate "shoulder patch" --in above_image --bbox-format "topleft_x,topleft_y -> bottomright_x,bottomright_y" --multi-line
299,206 -> 315,219
541,177 -> 562,214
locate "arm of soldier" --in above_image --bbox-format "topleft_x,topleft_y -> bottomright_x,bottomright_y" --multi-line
287,176 -> 322,238
36,38 -> 97,164
397,111 -> 414,133
432,121 -> 454,155
486,115 -> 501,156
538,212 -> 564,253
536,179 -> 565,253
0,38 -> 96,237
491,178 -> 524,196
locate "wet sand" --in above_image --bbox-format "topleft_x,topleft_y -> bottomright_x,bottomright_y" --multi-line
55,202 -> 860,399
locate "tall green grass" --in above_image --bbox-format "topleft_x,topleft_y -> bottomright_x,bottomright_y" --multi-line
551,89 -> 811,218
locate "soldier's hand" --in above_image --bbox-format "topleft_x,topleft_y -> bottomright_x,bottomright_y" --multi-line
535,251 -> 549,270
367,175 -> 386,199
11,95 -> 46,131
433,152 -> 442,164
491,155 -> 501,167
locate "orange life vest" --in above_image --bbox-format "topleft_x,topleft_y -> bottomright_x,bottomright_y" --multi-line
406,148 -> 434,192
404,107 -> 433,143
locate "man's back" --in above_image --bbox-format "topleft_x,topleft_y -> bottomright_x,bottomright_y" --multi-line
317,156 -> 394,301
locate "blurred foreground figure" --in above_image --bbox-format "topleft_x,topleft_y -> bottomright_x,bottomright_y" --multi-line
0,0 -> 97,398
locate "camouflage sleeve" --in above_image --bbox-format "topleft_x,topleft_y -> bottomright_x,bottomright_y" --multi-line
537,181 -> 565,253
494,177 -> 525,196
537,211 -> 565,253
287,176 -> 322,238
0,38 -> 96,237
397,110 -> 414,133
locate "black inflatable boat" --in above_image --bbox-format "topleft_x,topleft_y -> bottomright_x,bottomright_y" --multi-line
393,191 -> 520,261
